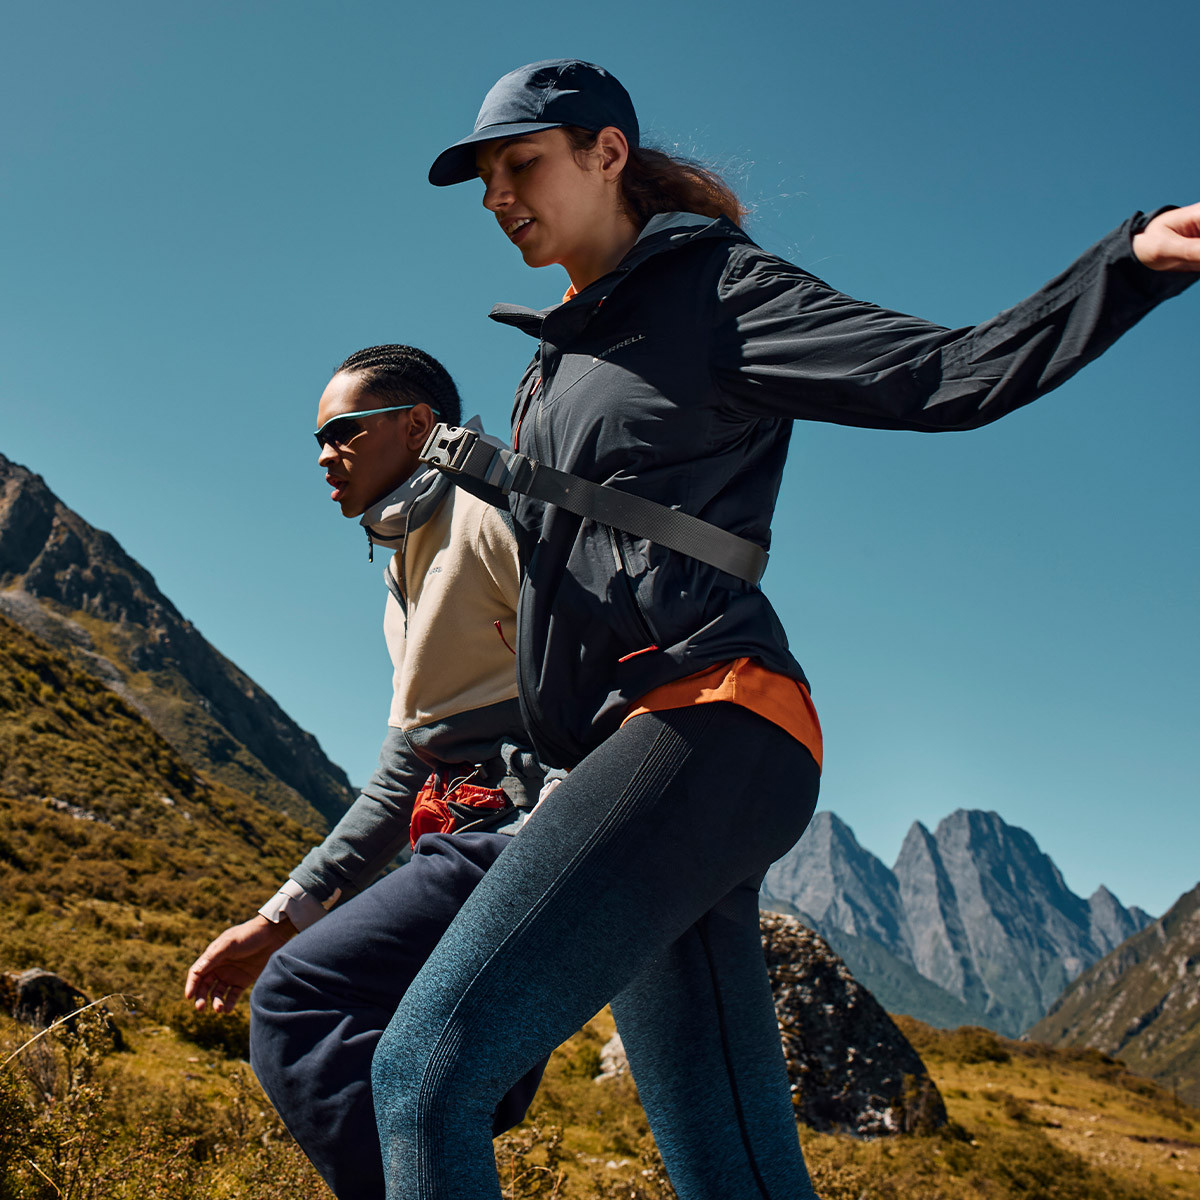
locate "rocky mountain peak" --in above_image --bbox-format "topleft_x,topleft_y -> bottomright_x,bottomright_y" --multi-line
764,811 -> 910,959
764,806 -> 1153,1037
1,454 -> 177,631
1087,884 -> 1149,956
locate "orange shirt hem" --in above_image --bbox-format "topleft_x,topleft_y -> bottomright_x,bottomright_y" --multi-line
622,658 -> 823,770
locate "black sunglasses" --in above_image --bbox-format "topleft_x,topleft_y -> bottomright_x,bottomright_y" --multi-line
313,404 -> 420,449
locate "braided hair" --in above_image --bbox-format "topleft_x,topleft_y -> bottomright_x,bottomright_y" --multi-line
336,344 -> 463,427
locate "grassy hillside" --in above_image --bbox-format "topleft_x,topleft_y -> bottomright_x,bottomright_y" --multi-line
3,611 -> 1198,1197
1,450 -> 354,829
0,610 -> 332,1195
0,589 -> 345,832
498,1014 -> 1200,1199
5,1001 -> 1198,1199
0,611 -> 318,1012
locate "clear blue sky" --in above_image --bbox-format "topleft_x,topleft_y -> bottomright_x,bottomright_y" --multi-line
2,0 -> 1196,917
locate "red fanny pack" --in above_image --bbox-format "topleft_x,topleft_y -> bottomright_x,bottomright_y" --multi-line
409,770 -> 511,847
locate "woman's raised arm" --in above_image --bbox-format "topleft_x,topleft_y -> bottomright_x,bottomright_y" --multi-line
712,209 -> 1196,433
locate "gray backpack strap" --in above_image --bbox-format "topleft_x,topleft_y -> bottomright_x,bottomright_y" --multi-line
420,424 -> 768,585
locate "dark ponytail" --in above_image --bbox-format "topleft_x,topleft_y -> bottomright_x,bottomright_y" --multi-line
564,127 -> 747,228
336,344 -> 462,427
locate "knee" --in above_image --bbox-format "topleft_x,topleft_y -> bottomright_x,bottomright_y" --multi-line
248,950 -> 301,1088
248,943 -> 314,1048
370,1009 -> 477,1152
248,946 -> 333,1090
250,947 -> 291,1018
370,1017 -> 428,1136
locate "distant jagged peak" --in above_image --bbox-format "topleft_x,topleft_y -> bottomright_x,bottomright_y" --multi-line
807,808 -> 874,853
1087,883 -> 1146,918
808,807 -> 853,837
785,810 -> 895,882
894,821 -> 959,900
767,806 -> 1153,1037
764,809 -> 909,958
894,819 -> 937,868
935,806 -> 1037,849
1087,882 -> 1154,955
932,807 -> 1078,903
1087,885 -> 1153,922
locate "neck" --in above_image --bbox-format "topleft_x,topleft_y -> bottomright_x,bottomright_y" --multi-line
564,214 -> 640,292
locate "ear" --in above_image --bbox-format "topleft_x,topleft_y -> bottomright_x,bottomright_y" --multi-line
594,126 -> 630,182
405,402 -> 439,450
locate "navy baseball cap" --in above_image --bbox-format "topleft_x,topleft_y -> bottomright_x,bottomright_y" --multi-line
428,59 -> 640,187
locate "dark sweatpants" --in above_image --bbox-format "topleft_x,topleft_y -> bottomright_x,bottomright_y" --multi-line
250,831 -> 545,1199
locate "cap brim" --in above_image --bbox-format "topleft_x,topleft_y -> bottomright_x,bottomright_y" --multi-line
427,121 -> 565,186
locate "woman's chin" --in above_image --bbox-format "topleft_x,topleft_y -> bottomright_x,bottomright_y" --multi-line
517,243 -> 555,271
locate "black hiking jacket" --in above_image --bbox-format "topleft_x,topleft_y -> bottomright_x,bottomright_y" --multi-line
489,211 -> 1193,769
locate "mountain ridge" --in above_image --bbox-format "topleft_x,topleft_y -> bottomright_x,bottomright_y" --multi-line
0,451 -> 352,829
1029,882 -> 1200,1106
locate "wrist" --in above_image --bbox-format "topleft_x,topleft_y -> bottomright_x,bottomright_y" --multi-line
258,878 -> 334,932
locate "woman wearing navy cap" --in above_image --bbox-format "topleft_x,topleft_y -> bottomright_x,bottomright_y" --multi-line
370,58 -> 1199,1200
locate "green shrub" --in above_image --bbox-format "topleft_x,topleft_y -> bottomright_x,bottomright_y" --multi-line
166,1003 -> 251,1060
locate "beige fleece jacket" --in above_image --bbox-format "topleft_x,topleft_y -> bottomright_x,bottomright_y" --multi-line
383,488 -> 520,731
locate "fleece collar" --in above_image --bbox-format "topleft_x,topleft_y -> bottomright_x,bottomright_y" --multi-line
359,415 -> 485,552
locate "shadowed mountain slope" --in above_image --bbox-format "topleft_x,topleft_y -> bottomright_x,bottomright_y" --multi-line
0,452 -> 351,829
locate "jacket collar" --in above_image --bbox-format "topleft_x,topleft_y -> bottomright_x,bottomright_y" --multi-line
612,210 -> 746,273
488,212 -> 751,340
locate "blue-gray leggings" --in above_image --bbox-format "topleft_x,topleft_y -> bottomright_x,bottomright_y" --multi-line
373,702 -> 821,1199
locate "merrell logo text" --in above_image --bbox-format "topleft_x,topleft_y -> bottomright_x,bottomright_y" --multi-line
593,333 -> 646,361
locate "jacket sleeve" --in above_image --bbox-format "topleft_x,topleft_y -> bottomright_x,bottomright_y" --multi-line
711,213 -> 1195,432
288,724 -> 428,903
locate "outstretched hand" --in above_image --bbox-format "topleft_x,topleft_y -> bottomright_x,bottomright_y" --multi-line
1133,202 -> 1200,271
184,914 -> 295,1013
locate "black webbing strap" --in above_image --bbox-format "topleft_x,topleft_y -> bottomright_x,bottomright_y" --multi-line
419,424 -> 767,585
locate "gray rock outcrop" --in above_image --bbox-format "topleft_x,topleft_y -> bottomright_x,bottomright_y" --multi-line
1,968 -> 125,1051
762,913 -> 946,1135
595,914 -> 947,1138
1,968 -> 88,1026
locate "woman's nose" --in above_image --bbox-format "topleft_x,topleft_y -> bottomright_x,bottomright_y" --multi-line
482,176 -> 511,212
